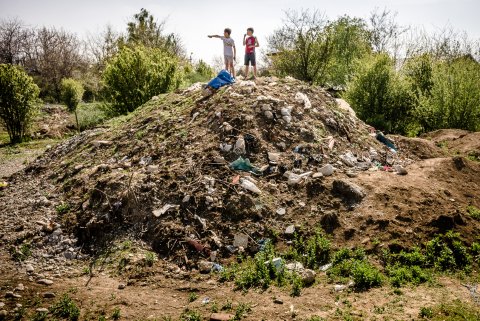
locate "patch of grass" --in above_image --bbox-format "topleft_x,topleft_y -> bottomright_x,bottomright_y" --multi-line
9,242 -> 32,261
467,205 -> 480,220
145,251 -> 157,267
55,202 -> 70,214
32,311 -> 48,321
76,102 -> 110,130
210,301 -> 218,313
188,292 -> 198,303
49,294 -> 80,321
221,300 -> 233,311
180,309 -> 201,321
328,248 -> 382,290
418,300 -> 480,320
233,303 -> 251,320
111,307 -> 121,320
305,317 -> 326,321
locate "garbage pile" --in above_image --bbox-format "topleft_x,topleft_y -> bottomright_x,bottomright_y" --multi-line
18,76 -> 414,270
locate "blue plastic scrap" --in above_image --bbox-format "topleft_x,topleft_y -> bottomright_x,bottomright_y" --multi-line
375,131 -> 397,151
207,69 -> 235,89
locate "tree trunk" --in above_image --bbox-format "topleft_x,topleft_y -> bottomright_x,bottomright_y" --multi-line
74,110 -> 80,133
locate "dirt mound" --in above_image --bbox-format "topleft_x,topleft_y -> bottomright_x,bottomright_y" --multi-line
1,77 -> 479,272
388,135 -> 444,160
421,129 -> 480,159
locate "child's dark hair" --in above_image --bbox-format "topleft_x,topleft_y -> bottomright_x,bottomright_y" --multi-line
247,27 -> 254,33
224,28 -> 231,35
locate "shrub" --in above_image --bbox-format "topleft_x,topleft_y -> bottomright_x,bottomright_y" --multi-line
49,294 -> 80,321
328,247 -> 382,290
416,57 -> 480,132
61,78 -> 85,132
425,231 -> 471,271
344,54 -> 415,134
103,46 -> 182,115
0,64 -> 40,143
387,265 -> 430,287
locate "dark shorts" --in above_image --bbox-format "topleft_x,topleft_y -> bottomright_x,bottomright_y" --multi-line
244,52 -> 256,66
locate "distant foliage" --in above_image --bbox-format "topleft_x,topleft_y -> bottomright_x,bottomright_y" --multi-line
416,57 -> 480,132
344,54 -> 415,134
0,64 -> 39,143
103,46 -> 181,114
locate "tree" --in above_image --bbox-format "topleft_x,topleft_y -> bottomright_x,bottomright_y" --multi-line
119,8 -> 184,56
61,78 -> 85,132
0,18 -> 30,65
368,8 -> 408,60
103,46 -> 181,114
0,64 -> 39,143
30,27 -> 86,101
324,16 -> 371,87
267,9 -> 333,84
416,57 -> 480,132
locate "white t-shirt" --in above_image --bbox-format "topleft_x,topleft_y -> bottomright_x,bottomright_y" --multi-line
220,36 -> 235,56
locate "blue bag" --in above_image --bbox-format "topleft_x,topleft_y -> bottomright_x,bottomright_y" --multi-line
207,70 -> 235,89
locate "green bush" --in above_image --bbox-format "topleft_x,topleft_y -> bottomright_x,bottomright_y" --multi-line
0,64 -> 40,143
425,231 -> 471,271
344,54 -> 415,134
103,46 -> 182,115
328,247 -> 382,290
61,78 -> 85,132
387,265 -> 430,287
416,57 -> 480,132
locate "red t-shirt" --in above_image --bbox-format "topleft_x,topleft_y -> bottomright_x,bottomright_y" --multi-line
245,36 -> 256,53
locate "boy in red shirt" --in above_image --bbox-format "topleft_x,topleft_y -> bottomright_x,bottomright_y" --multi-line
243,27 -> 259,79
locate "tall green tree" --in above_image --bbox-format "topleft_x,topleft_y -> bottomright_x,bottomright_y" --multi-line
119,8 -> 184,56
0,64 -> 39,143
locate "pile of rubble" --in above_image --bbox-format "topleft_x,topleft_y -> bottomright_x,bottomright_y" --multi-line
2,76 -> 415,272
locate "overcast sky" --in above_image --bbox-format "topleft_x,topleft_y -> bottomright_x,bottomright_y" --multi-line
1,0 -> 479,65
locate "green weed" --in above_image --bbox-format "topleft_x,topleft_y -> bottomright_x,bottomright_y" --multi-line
49,294 -> 80,321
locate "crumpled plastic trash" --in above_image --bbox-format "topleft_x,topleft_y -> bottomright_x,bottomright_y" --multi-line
229,156 -> 261,174
376,131 -> 397,152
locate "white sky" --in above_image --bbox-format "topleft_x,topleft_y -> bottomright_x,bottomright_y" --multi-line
1,0 -> 479,65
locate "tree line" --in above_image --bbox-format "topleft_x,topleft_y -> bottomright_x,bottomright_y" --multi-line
267,8 -> 480,135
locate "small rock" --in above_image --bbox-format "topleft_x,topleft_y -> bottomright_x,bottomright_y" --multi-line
273,298 -> 284,304
332,179 -> 366,203
318,164 -> 334,176
0,302 -> 3,308
4,292 -> 14,298
300,269 -> 316,284
118,284 -> 126,290
210,313 -> 234,321
92,140 -> 113,147
35,308 -> 48,313
394,165 -> 408,175
285,225 -> 295,235
264,110 -> 274,119
37,279 -> 54,286
285,262 -> 304,272
43,292 -> 56,298
146,165 -> 159,173
334,284 -> 347,292
15,284 -> 24,291
233,233 -> 249,248
25,264 -> 34,273
64,251 -> 75,260
198,260 -> 214,274
276,207 -> 286,216
0,310 -> 6,318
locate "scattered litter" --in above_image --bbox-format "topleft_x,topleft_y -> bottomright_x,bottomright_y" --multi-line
153,204 -> 179,217
229,157 -> 260,174
319,263 -> 332,271
202,297 -> 210,304
375,131 -> 397,152
240,178 -> 261,194
233,136 -> 246,155
220,142 -> 232,152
